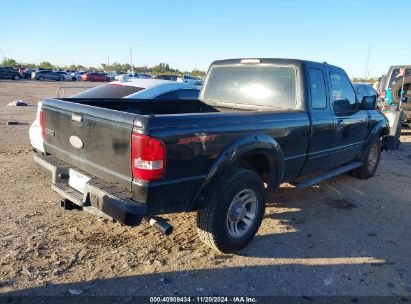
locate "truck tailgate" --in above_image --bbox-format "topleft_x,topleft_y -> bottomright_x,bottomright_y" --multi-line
42,98 -> 138,190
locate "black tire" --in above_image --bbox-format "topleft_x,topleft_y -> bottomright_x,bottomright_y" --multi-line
39,76 -> 44,81
352,138 -> 381,179
90,77 -> 95,82
196,167 -> 266,253
72,76 -> 77,81
59,76 -> 64,81
13,75 -> 20,80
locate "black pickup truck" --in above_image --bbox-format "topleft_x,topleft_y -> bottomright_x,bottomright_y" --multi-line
34,58 -> 389,253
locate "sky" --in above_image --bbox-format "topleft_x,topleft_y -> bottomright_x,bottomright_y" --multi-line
1,0 -> 410,78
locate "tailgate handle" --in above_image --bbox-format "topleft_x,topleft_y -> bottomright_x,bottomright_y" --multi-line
71,114 -> 83,122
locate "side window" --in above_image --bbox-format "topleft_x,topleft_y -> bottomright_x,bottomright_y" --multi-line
155,90 -> 178,100
175,89 -> 200,100
365,86 -> 377,96
330,71 -> 356,113
308,69 -> 327,109
356,85 -> 366,96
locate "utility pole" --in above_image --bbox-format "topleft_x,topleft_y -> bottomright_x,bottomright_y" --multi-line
107,56 -> 110,68
129,47 -> 134,77
364,42 -> 371,79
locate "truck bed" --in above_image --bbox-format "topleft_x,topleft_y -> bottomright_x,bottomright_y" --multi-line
60,98 -> 220,115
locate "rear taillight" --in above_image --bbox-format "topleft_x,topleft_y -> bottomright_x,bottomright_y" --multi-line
380,90 -> 386,99
39,110 -> 45,140
131,134 -> 166,181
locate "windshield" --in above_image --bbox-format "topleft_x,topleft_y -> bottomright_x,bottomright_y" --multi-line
71,84 -> 144,98
202,65 -> 296,109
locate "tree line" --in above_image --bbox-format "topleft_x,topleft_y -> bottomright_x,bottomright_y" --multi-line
1,57 -> 206,77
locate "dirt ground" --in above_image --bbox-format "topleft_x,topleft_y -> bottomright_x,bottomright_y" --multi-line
0,80 -> 410,298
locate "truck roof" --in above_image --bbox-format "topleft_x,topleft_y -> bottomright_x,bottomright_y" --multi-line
210,58 -> 342,70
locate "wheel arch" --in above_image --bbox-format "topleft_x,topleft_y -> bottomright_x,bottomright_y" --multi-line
191,134 -> 285,210
360,118 -> 389,159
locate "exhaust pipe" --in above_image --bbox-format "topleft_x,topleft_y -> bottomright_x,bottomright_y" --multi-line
149,217 -> 173,236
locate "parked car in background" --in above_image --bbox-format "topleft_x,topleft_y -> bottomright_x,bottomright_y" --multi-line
379,65 -> 411,125
116,73 -> 152,81
81,72 -> 111,82
352,83 -> 378,105
73,79 -> 200,100
32,70 -> 66,81
71,71 -> 86,81
379,65 -> 411,103
154,74 -> 178,81
55,71 -> 72,81
113,72 -> 127,81
0,66 -> 22,80
179,75 -> 202,85
22,69 -> 34,79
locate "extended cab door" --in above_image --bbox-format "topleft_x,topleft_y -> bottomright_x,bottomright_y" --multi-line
302,65 -> 337,175
327,68 -> 368,165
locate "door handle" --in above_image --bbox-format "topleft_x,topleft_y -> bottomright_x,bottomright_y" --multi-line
337,119 -> 345,128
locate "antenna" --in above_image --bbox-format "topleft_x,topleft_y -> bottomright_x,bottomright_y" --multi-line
129,47 -> 134,78
364,42 -> 371,79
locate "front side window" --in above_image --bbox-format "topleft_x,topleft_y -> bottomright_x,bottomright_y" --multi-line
308,68 -> 327,109
202,65 -> 296,109
330,71 -> 356,113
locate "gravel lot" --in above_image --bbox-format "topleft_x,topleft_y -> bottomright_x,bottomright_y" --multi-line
0,80 -> 410,298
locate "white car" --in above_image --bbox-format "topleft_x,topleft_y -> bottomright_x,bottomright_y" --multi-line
29,79 -> 200,153
54,71 -> 73,81
178,75 -> 202,85
71,71 -> 86,81
115,73 -> 151,81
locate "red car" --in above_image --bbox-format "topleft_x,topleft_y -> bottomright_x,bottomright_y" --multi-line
81,72 -> 111,82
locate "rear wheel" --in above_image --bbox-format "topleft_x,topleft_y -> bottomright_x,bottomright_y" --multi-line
13,75 -> 20,80
90,77 -> 95,82
58,76 -> 64,81
196,167 -> 266,253
39,76 -> 44,81
352,138 -> 381,179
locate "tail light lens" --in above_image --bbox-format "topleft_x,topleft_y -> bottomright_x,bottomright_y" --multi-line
380,90 -> 386,99
39,110 -> 45,140
131,134 -> 166,181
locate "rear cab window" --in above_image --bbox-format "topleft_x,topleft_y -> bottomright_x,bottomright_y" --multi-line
387,68 -> 411,89
308,68 -> 327,109
201,65 -> 296,110
72,84 -> 144,98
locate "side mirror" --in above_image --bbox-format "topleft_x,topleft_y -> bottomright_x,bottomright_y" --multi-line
362,96 -> 376,110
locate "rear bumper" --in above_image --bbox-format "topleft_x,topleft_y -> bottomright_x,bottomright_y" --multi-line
34,154 -> 147,226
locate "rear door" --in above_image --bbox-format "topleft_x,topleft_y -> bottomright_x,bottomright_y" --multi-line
302,65 -> 337,174
327,68 -> 368,164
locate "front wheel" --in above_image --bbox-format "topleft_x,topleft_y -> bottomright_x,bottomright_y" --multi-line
196,167 -> 266,253
352,138 -> 381,179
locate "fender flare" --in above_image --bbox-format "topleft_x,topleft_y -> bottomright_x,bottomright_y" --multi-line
191,134 -> 285,209
360,119 -> 389,158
